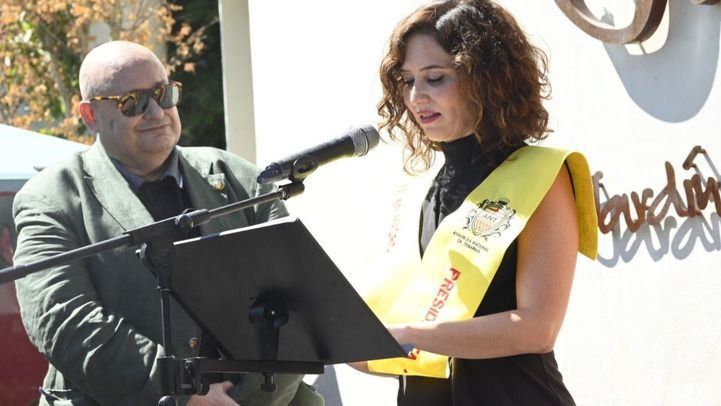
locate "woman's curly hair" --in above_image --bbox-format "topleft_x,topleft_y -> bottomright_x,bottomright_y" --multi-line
378,0 -> 551,173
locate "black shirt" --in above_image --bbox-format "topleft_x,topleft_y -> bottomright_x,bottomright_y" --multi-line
128,160 -> 226,378
398,135 -> 575,406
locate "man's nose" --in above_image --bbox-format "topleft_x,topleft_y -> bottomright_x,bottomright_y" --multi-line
142,97 -> 165,119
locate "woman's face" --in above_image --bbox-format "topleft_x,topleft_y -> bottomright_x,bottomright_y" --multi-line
401,34 -> 475,143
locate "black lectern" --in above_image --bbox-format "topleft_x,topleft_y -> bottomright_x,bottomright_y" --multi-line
169,217 -> 405,392
0,179 -> 406,404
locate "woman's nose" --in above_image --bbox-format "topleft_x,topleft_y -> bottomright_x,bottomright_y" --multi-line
408,83 -> 429,105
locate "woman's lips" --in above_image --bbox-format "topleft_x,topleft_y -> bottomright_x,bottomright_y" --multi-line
418,112 -> 441,125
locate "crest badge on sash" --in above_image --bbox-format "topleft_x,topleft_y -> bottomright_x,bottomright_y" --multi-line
465,199 -> 516,239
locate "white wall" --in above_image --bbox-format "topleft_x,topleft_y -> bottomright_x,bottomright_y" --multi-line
232,1 -> 721,404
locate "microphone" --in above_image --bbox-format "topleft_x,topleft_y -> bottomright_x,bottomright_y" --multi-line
256,125 -> 380,184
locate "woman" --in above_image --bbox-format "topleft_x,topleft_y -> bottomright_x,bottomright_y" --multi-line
357,1 -> 597,405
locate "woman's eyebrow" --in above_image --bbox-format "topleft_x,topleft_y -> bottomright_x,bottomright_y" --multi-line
400,64 -> 452,73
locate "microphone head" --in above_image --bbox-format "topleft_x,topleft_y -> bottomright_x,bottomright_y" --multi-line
348,125 -> 380,157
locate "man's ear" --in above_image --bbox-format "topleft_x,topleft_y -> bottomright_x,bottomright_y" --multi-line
78,101 -> 99,133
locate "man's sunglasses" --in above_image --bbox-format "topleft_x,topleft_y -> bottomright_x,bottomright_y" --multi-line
89,81 -> 182,117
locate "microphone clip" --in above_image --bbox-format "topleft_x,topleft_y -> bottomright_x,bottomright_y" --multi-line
289,155 -> 319,183
256,155 -> 318,185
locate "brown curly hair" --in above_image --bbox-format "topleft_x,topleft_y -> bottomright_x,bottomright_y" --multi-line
378,0 -> 551,173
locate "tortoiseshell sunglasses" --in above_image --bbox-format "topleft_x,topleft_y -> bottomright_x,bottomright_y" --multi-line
89,81 -> 182,117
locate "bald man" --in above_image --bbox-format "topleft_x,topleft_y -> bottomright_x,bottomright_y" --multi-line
13,41 -> 323,406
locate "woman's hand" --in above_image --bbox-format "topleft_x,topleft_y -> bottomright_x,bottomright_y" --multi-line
386,323 -> 409,345
347,325 -> 413,377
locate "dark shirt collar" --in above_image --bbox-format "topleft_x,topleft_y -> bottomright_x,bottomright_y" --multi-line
439,134 -> 482,165
110,148 -> 183,193
439,134 -> 524,167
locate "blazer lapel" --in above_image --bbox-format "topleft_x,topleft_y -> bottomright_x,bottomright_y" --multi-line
178,151 -> 250,236
82,142 -> 154,232
82,143 -> 250,237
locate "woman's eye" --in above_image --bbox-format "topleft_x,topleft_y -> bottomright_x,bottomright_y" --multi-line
428,75 -> 444,84
402,78 -> 415,86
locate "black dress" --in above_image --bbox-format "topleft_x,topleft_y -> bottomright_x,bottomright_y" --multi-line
397,135 -> 575,406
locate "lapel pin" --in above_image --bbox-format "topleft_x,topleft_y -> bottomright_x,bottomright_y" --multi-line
208,174 -> 226,191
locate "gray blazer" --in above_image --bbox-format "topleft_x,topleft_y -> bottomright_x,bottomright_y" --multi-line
14,141 -> 322,405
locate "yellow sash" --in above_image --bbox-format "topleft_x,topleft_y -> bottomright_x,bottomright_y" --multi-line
365,146 -> 598,378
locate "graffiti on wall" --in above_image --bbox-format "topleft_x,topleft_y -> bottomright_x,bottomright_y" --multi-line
555,0 -> 720,44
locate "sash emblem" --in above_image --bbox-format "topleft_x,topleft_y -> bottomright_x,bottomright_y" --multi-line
466,199 -> 515,239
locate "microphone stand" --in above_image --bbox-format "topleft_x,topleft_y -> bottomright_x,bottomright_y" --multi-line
0,180 -> 321,406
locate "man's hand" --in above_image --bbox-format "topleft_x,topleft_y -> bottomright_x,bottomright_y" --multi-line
187,381 -> 238,406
